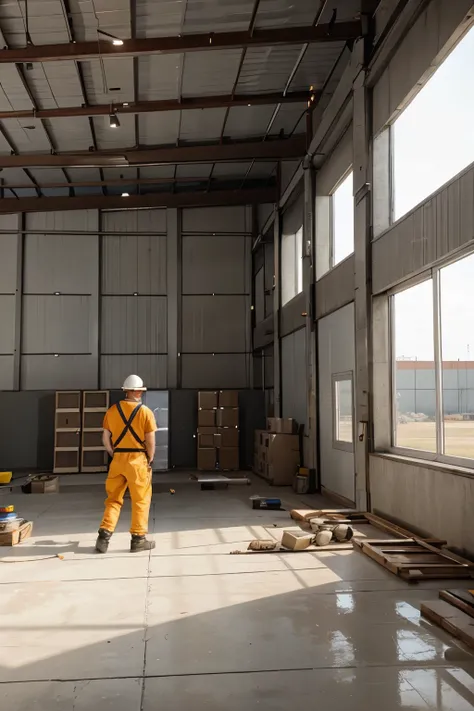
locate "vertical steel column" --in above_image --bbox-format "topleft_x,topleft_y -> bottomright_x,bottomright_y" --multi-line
273,207 -> 282,416
167,208 -> 181,389
303,165 -> 318,470
12,213 -> 24,391
353,36 -> 373,511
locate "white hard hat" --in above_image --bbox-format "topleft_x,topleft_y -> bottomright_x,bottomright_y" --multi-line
122,374 -> 147,391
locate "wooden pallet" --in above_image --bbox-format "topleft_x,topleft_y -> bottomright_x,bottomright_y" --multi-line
421,599 -> 474,649
439,590 -> 474,618
353,538 -> 474,581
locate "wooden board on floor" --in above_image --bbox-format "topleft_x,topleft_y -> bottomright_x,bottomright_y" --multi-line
421,600 -> 474,649
353,538 -> 474,581
440,590 -> 474,619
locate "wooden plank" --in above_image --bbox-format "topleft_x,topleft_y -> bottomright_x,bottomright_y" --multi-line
421,600 -> 474,649
364,513 -> 446,545
440,590 -> 474,619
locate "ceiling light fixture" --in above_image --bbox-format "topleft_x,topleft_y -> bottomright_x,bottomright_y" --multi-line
98,29 -> 124,46
122,192 -> 130,197
109,114 -> 120,128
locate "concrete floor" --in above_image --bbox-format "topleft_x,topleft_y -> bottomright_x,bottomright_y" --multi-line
2,473 -> 474,710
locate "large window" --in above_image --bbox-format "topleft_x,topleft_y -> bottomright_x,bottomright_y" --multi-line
391,251 -> 474,464
392,25 -> 474,220
331,171 -> 354,266
281,225 -> 303,306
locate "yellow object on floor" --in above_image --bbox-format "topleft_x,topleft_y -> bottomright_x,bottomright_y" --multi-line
0,472 -> 12,484
100,453 -> 152,536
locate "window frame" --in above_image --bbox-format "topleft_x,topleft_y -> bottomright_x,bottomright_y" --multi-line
280,224 -> 304,307
389,246 -> 474,469
387,22 -> 474,229
330,168 -> 354,269
332,371 -> 354,453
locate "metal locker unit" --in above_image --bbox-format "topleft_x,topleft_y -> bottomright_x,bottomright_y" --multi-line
54,391 -> 81,473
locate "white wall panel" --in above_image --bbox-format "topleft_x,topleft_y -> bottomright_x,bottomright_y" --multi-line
316,125 -> 353,195
101,296 -> 167,354
0,295 -> 16,354
0,232 -> 19,293
0,356 -> 14,389
23,233 -> 99,294
182,295 -> 249,353
318,302 -> 355,503
101,234 -> 167,295
182,206 -> 251,233
21,355 -> 97,390
100,355 -> 167,389
22,295 -> 92,354
25,209 -> 98,233
182,235 -> 249,294
181,354 -> 250,389
373,163 -> 474,293
281,327 -> 307,427
101,209 -> 167,233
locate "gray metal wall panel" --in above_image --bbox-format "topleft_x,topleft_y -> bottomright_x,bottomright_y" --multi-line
373,164 -> 474,293
281,327 -> 307,427
101,209 -> 167,233
264,345 -> 274,389
0,356 -> 14,389
282,190 -> 304,235
101,234 -> 167,295
0,232 -> 19,293
23,233 -> 99,294
101,296 -> 167,354
258,204 -> 273,231
21,355 -> 97,390
26,209 -> 98,233
181,206 -> 250,233
100,355 -> 167,389
372,0 -> 473,135
0,295 -> 15,354
280,160 -> 301,197
169,389 -> 198,468
181,354 -> 250,389
316,125 -> 353,195
253,315 -> 273,350
182,295 -> 249,353
316,255 -> 355,319
264,241 -> 274,317
22,295 -> 92,353
255,267 -> 265,323
280,292 -> 306,337
182,235 -> 249,294
0,391 -> 55,470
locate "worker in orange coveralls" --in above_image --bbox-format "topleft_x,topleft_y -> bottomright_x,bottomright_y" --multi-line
96,375 -> 157,554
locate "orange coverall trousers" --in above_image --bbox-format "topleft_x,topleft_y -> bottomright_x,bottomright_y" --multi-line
100,452 -> 152,536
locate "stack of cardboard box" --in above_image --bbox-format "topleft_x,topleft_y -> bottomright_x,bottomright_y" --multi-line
253,417 -> 300,486
197,391 -> 240,471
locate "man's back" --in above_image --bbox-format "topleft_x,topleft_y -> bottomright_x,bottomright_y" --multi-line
103,400 -> 156,449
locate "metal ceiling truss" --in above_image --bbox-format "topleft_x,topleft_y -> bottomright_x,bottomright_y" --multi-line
0,187 -> 277,214
0,22 -> 363,64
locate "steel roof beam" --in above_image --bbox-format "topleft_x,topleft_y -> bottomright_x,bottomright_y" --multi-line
0,187 -> 277,214
0,91 -> 312,121
0,135 -> 306,168
0,22 -> 362,63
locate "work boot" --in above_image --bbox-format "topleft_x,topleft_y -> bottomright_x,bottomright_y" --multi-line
130,534 -> 156,553
95,528 -> 112,554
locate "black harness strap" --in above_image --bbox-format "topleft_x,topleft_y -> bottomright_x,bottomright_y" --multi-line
113,402 -> 146,452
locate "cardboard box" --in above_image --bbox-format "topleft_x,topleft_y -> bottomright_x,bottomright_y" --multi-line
0,519 -> 33,546
198,409 -> 216,427
216,408 -> 239,428
198,427 -> 217,448
264,434 -> 300,486
198,391 -> 218,409
278,418 -> 298,434
30,475 -> 59,494
219,447 -> 239,470
281,531 -> 313,551
267,417 -> 278,432
218,427 -> 239,448
197,448 -> 217,470
218,390 -> 239,408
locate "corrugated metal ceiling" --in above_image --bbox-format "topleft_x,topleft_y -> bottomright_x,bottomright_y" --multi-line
0,0 -> 356,195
